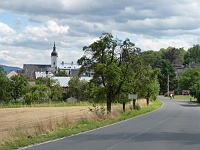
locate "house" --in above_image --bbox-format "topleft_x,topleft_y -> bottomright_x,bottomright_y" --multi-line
172,64 -> 184,78
6,70 -> 18,78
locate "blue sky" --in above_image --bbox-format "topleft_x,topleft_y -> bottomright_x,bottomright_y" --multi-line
0,0 -> 200,68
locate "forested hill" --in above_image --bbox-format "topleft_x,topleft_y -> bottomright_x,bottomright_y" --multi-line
0,65 -> 22,74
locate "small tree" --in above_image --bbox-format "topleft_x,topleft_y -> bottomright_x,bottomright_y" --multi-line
137,68 -> 160,105
0,71 -> 11,103
68,77 -> 89,101
24,84 -> 51,104
36,77 -> 63,101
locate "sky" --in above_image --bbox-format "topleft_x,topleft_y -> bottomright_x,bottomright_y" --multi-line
1,0 -> 200,68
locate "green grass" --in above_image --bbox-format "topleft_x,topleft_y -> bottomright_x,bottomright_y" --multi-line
0,100 -> 162,150
0,101 -> 91,108
161,95 -> 195,101
173,95 -> 194,101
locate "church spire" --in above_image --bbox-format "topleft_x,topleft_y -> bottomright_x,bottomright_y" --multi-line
53,42 -> 56,51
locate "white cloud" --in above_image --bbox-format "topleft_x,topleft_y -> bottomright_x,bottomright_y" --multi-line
0,22 -> 16,35
136,35 -> 198,51
1,0 -> 200,67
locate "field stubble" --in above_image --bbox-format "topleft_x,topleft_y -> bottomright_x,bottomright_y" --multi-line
0,99 -> 147,146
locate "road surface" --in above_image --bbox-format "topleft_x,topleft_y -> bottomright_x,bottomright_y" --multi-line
23,97 -> 200,150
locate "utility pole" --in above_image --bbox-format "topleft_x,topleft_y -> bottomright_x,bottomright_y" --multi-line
167,75 -> 169,97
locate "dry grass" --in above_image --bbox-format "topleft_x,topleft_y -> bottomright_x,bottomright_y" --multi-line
0,99 -> 148,146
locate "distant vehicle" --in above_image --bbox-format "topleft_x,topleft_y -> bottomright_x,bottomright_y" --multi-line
182,90 -> 190,95
164,91 -> 175,97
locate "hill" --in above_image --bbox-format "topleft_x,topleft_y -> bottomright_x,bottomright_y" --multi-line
0,65 -> 22,74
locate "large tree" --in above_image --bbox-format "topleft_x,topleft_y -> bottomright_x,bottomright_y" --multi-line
78,33 -> 139,113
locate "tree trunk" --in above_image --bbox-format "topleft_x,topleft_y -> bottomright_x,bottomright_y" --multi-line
132,99 -> 136,110
146,92 -> 150,106
123,102 -> 126,112
107,100 -> 112,114
147,97 -> 150,106
107,92 -> 114,114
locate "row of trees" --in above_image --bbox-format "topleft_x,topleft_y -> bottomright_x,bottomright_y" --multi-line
76,33 -> 200,112
1,32 -> 200,112
0,67 -> 63,104
77,33 -> 160,113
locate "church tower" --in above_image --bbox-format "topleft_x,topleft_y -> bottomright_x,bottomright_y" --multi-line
51,42 -> 58,70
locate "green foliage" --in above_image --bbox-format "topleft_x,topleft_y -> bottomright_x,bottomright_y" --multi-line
0,73 -> 12,103
162,47 -> 182,65
0,66 -> 5,74
35,77 -> 63,101
134,104 -> 141,110
184,44 -> 200,64
68,77 -> 89,101
23,84 -> 51,104
10,74 -> 29,101
153,59 -> 177,94
55,68 -> 68,77
78,33 -> 139,113
137,68 -> 160,102
179,67 -> 200,102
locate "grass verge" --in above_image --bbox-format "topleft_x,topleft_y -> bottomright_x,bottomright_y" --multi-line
0,100 -> 162,150
173,95 -> 194,101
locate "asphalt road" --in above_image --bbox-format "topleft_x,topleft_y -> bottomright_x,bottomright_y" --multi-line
23,97 -> 200,150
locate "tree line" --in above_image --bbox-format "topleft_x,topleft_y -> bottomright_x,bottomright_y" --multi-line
1,32 -> 200,112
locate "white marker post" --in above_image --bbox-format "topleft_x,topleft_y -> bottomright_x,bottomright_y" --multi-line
128,94 -> 137,110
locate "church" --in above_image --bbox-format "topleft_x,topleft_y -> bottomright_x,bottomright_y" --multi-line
23,42 -> 83,79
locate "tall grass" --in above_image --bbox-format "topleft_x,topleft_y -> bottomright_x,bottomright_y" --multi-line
0,100 -> 162,150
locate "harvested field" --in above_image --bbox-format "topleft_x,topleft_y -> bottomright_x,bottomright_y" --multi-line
0,99 -> 147,146
0,106 -> 95,145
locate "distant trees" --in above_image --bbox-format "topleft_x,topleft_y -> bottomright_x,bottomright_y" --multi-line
184,45 -> 200,65
153,59 -> 177,94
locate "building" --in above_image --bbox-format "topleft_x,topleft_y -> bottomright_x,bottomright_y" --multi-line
6,70 -> 18,78
23,43 -> 59,79
23,42 -> 92,81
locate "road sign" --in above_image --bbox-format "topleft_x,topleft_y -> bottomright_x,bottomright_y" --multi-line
182,90 -> 190,95
128,94 -> 137,100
